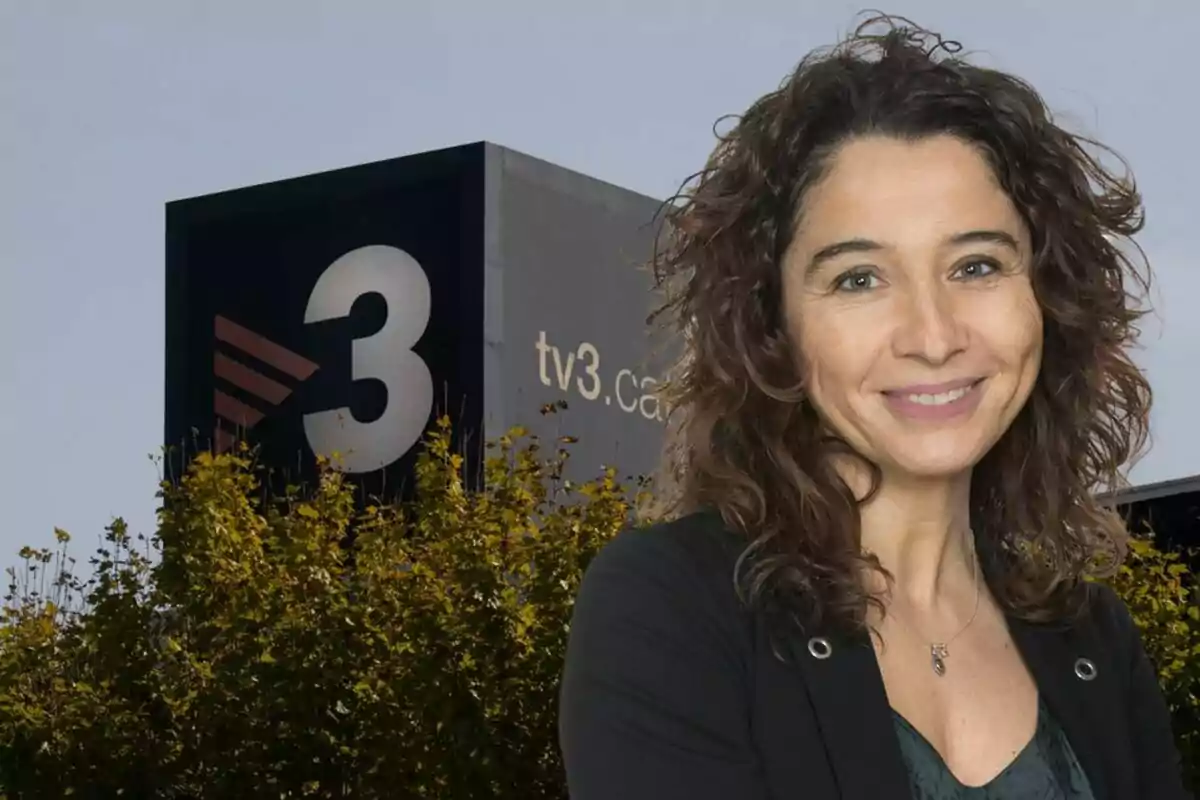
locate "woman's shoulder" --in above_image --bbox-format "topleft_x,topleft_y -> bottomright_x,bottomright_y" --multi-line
1062,580 -> 1142,668
585,510 -> 747,594
1079,581 -> 1136,637
574,510 -> 754,630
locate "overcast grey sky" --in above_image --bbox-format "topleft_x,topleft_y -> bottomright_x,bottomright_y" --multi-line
2,1 -> 1196,565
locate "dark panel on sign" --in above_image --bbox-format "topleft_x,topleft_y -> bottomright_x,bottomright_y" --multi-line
165,143 -> 486,503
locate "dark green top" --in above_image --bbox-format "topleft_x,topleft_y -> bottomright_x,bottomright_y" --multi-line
893,698 -> 1096,799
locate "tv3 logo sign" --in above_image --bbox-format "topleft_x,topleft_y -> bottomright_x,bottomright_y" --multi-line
213,245 -> 434,474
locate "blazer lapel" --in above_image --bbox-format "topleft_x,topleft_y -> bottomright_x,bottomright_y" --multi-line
777,612 -> 1131,799
788,628 -> 912,799
1009,616 -> 1127,800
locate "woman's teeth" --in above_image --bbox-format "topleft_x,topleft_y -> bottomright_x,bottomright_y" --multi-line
905,384 -> 974,406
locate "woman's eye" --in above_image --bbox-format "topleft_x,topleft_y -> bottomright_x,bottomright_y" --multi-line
955,259 -> 1000,279
834,270 -> 880,293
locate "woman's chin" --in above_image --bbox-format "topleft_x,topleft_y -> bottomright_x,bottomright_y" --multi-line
881,449 -> 983,482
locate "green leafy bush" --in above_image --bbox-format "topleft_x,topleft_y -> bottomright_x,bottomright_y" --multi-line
1104,532 -> 1200,791
0,416 -> 635,798
0,416 -> 1194,796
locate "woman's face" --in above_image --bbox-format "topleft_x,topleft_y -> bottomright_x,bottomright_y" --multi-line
781,134 -> 1043,482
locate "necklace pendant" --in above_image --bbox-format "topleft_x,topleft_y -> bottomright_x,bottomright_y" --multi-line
931,643 -> 949,677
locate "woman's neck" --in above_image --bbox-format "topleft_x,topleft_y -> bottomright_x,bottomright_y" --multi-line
856,471 -> 976,611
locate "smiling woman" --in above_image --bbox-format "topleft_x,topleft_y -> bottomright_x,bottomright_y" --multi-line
558,12 -> 1192,800
786,135 -> 1043,483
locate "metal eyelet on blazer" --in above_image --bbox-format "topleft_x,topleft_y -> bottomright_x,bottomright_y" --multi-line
1074,657 -> 1098,681
807,636 -> 833,660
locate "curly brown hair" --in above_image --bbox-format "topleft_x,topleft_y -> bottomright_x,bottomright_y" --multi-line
647,13 -> 1153,631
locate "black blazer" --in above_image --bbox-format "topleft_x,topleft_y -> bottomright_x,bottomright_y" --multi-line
558,511 -> 1192,799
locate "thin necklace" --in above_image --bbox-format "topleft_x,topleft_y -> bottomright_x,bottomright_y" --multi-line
888,531 -> 982,678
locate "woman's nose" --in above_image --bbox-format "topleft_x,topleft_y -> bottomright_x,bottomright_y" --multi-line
892,283 -> 968,365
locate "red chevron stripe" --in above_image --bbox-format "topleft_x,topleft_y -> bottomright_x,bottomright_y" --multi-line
214,352 -> 291,405
214,427 -> 236,455
214,389 -> 265,428
214,315 -> 318,381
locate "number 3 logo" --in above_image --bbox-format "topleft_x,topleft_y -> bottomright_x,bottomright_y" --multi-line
302,245 -> 434,474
